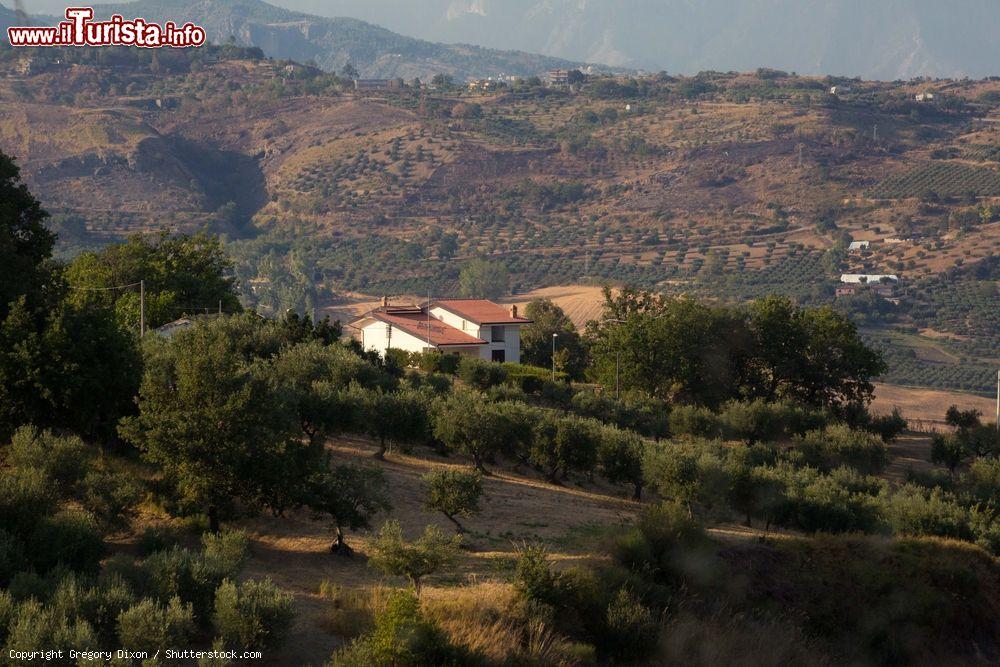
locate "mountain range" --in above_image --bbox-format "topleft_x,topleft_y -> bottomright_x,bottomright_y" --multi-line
267,0 -> 1000,80
1,0 -> 591,80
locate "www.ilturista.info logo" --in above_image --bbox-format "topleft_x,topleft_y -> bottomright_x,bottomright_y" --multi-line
7,7 -> 206,47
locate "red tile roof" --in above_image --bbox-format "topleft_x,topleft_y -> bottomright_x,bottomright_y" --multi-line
365,310 -> 487,347
429,299 -> 532,325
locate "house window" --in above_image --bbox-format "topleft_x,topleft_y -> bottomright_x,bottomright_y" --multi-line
491,326 -> 505,343
492,349 -> 506,363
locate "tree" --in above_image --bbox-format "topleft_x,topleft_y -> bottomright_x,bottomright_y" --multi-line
458,259 -> 509,300
598,427 -> 646,499
422,469 -> 483,533
367,521 -> 460,594
341,62 -> 359,79
587,289 -> 747,405
0,151 -> 140,442
432,391 -> 517,472
353,387 -> 429,460
0,150 -> 53,316
521,299 -> 587,380
65,231 -> 241,331
945,405 -> 982,431
307,462 -> 391,554
119,315 -> 313,533
931,434 -> 967,477
530,414 -> 601,483
436,233 -> 459,260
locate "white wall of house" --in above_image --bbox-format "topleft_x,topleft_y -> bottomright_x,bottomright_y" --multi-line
360,321 -> 434,356
478,324 -> 522,364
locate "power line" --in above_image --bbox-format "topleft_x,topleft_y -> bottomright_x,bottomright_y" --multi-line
67,281 -> 143,291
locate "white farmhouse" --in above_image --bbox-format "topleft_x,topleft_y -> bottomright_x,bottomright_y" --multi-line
352,298 -> 532,363
840,274 -> 899,284
848,240 -> 871,252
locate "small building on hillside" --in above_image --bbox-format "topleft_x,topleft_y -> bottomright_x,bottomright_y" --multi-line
548,69 -> 570,86
353,79 -> 402,92
835,285 -> 859,297
848,240 -> 871,252
915,92 -> 935,102
840,273 -> 899,284
352,298 -> 532,363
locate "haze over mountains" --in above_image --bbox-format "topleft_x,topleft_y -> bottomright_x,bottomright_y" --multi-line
256,0 -> 1000,80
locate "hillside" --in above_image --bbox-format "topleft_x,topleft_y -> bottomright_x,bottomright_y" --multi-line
0,53 -> 997,395
282,0 -> 1000,80
81,0 -> 592,80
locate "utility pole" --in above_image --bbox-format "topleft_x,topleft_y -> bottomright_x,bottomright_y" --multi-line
139,279 -> 145,336
615,349 -> 621,399
873,123 -> 878,142
551,333 -> 558,382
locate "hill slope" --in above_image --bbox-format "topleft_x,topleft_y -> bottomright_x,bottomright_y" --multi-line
280,0 -> 1000,80
85,0 -> 592,80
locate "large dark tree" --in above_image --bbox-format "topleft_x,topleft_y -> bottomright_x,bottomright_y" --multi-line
521,299 -> 587,380
0,151 -> 53,316
0,151 -> 140,441
119,315 -> 313,532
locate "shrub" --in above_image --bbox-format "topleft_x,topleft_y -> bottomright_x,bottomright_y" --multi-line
867,408 -> 908,442
27,510 -> 105,574
794,424 -> 889,474
457,357 -> 507,390
603,587 -> 659,661
0,468 -> 57,539
330,589 -> 465,666
201,529 -> 250,578
5,426 -> 89,493
142,546 -> 228,627
881,485 -> 973,541
80,469 -> 143,531
5,599 -> 98,656
669,405 -> 722,438
213,578 -> 295,650
117,596 -> 195,653
514,545 -> 562,609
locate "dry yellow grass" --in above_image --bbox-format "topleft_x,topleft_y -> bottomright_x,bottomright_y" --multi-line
233,435 -> 637,665
872,382 -> 996,429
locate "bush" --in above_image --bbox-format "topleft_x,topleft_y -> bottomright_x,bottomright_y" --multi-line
867,408 -> 908,442
117,596 -> 195,653
330,589 -> 465,667
5,599 -> 98,656
794,424 -> 889,474
603,587 -> 659,661
669,405 -> 722,439
142,546 -> 229,627
80,469 -> 143,531
213,578 -> 295,650
27,510 -> 105,574
514,545 -> 562,609
0,468 -> 57,539
881,484 -> 973,541
457,357 -> 507,390
201,529 -> 250,578
5,426 -> 89,493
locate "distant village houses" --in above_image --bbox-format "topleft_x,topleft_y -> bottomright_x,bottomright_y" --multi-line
547,69 -> 570,86
915,92 -> 935,102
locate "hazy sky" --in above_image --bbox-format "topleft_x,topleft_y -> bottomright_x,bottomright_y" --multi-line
11,0 -> 1000,78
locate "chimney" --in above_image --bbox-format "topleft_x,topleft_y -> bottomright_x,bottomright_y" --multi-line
510,304 -> 518,318
381,296 -> 389,308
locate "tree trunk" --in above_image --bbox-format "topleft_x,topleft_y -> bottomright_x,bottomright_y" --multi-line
330,525 -> 354,556
374,436 -> 387,460
473,453 -> 490,475
632,481 -> 643,501
445,513 -> 464,534
207,505 -> 220,534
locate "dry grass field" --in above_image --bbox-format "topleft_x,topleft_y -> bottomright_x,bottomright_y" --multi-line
235,435 -> 638,665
